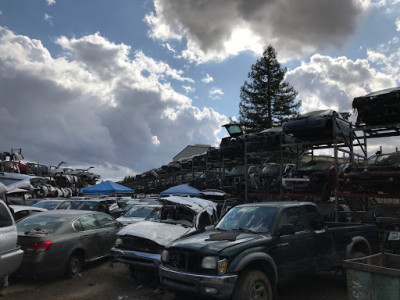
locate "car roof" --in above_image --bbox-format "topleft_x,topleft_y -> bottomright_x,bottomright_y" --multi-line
236,201 -> 314,208
10,205 -> 48,212
26,209 -> 101,218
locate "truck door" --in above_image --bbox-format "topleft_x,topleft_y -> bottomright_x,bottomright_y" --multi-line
271,207 -> 314,278
303,204 -> 333,269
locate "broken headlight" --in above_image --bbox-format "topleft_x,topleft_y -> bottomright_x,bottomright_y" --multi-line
161,249 -> 170,263
201,257 -> 228,275
114,237 -> 123,248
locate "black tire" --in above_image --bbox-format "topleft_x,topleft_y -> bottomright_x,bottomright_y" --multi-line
66,255 -> 82,278
232,269 -> 274,300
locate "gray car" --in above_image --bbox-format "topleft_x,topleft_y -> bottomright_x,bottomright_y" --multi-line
15,210 -> 121,279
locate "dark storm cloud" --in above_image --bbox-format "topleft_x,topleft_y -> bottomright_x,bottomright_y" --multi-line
0,28 -> 226,178
147,0 -> 367,61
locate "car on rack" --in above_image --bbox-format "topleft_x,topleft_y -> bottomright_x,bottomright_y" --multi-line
159,201 -> 380,300
221,165 -> 259,193
15,210 -> 121,279
282,109 -> 352,144
111,196 -> 217,278
343,151 -> 400,194
352,87 -> 400,127
255,163 -> 295,193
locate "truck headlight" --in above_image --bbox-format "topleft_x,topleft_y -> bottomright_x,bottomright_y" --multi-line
114,237 -> 123,248
161,250 -> 170,263
201,256 -> 218,269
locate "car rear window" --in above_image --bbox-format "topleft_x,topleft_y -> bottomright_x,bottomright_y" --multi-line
0,202 -> 13,228
124,206 -> 153,218
16,215 -> 63,234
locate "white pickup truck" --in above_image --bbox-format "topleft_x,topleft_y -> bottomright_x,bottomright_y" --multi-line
0,183 -> 24,278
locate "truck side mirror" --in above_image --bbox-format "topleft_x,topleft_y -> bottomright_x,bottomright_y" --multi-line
278,223 -> 295,236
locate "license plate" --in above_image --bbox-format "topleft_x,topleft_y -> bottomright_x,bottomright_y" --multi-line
388,231 -> 400,241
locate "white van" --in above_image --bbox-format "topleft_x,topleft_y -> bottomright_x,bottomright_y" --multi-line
0,199 -> 24,278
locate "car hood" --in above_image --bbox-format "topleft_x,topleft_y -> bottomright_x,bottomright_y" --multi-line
117,220 -> 194,246
168,230 -> 265,253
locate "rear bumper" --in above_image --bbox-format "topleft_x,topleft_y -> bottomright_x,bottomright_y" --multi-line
0,246 -> 23,278
159,265 -> 237,299
111,247 -> 160,271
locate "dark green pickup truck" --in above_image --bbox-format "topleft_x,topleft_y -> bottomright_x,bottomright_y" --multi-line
159,201 -> 380,300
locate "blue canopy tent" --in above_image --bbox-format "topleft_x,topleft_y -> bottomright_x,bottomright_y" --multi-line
80,180 -> 134,194
160,184 -> 201,196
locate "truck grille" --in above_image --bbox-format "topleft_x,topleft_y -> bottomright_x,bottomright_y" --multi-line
165,249 -> 216,275
121,236 -> 162,254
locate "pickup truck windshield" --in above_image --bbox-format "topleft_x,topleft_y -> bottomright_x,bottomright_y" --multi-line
216,206 -> 276,233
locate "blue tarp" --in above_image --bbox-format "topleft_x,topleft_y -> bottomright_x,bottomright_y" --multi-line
80,180 -> 134,194
160,184 -> 201,196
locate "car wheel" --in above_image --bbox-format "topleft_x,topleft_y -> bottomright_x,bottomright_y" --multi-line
67,255 -> 82,278
232,269 -> 273,300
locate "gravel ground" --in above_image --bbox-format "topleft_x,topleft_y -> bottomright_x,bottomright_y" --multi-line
4,259 -> 347,300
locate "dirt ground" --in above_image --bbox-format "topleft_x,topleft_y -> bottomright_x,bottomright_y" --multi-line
5,259 -> 347,300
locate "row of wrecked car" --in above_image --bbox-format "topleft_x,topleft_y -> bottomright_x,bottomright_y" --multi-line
1,151 -> 101,199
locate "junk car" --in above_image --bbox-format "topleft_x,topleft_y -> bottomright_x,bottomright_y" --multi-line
116,204 -> 161,226
255,163 -> 295,193
15,210 -> 121,278
282,109 -> 352,144
353,87 -> 400,127
221,165 -> 259,193
343,151 -> 400,194
111,196 -> 217,277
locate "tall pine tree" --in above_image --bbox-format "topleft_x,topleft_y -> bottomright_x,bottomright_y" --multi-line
239,45 -> 301,133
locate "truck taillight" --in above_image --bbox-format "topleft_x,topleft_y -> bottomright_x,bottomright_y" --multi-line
26,241 -> 52,252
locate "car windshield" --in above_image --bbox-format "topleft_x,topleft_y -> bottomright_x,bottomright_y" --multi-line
17,215 -> 64,234
147,205 -> 194,227
33,201 -> 60,210
261,165 -> 280,175
216,206 -> 276,233
364,153 -> 400,166
228,166 -> 246,175
297,161 -> 332,171
124,206 -> 154,218
70,201 -> 98,211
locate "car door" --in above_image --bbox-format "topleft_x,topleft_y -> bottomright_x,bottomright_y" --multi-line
270,207 -> 314,279
75,214 -> 103,259
94,213 -> 119,256
303,204 -> 333,269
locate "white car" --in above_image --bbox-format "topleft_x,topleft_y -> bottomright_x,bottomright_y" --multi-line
117,204 -> 161,226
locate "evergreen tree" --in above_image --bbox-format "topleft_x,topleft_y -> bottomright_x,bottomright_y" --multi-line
239,45 -> 301,133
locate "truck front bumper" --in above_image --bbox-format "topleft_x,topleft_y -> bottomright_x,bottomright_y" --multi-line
111,247 -> 160,271
159,265 -> 237,299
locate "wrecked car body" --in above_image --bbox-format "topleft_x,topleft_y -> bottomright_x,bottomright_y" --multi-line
282,109 -> 352,144
110,196 -> 217,275
255,163 -> 295,193
221,165 -> 259,193
343,151 -> 400,194
353,87 -> 400,127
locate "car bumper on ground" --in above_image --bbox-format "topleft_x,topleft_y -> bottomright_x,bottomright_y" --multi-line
111,247 -> 161,271
159,265 -> 237,299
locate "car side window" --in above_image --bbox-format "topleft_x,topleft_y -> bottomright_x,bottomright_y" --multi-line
303,205 -> 325,230
277,207 -> 308,233
95,214 -> 117,228
79,215 -> 100,230
0,202 -> 13,227
73,219 -> 84,231
197,211 -> 212,229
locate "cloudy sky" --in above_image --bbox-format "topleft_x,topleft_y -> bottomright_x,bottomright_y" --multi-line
0,0 -> 399,181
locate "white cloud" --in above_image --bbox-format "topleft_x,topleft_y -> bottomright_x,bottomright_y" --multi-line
182,85 -> 195,94
46,0 -> 56,5
162,42 -> 176,53
209,87 -> 224,99
201,73 -> 213,84
44,13 -> 53,25
0,10 -> 3,15
286,54 -> 396,114
0,27 -> 227,179
145,0 -> 369,63
396,18 -> 400,31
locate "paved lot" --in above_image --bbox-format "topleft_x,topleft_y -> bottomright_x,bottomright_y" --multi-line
5,259 -> 347,300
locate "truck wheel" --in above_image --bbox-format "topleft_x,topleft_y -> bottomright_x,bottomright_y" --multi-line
66,255 -> 82,278
232,269 -> 273,300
